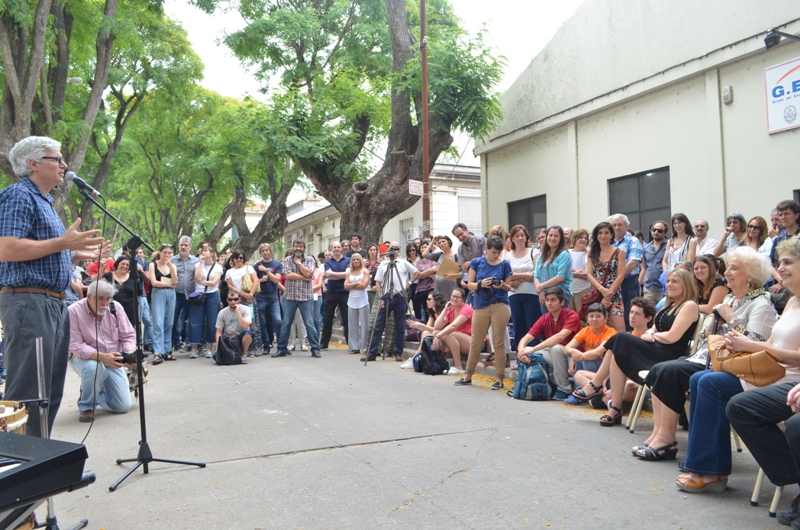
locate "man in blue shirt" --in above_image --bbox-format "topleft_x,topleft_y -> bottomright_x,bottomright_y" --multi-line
639,220 -> 667,305
320,242 -> 350,349
609,214 -> 643,332
171,235 -> 200,351
254,243 -> 284,355
0,136 -> 109,437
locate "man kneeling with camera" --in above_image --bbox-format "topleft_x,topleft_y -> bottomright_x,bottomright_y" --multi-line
69,279 -> 135,423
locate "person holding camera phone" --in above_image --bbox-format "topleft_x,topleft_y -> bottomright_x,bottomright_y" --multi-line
68,279 -> 135,423
453,235 -> 513,390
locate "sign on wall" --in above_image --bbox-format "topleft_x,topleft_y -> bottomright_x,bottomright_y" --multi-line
408,180 -> 423,196
765,56 -> 800,134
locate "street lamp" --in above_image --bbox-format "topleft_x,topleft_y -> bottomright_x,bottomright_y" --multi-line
764,28 -> 800,49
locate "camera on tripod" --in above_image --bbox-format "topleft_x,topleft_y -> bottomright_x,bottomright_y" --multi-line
387,246 -> 401,261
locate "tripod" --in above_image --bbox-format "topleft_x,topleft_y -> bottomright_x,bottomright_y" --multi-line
364,257 -> 404,365
72,188 -> 205,492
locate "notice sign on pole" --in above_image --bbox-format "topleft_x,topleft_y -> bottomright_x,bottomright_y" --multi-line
409,180 -> 423,196
765,56 -> 800,134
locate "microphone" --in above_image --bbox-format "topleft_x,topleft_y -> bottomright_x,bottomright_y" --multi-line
65,171 -> 103,198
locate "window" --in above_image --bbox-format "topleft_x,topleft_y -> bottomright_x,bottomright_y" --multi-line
458,196 -> 482,236
508,194 -> 547,234
399,217 -> 417,247
608,167 -> 671,234
793,189 -> 800,204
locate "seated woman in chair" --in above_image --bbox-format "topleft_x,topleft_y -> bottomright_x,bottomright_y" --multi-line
677,239 -> 800,493
633,247 -> 777,462
572,269 -> 699,426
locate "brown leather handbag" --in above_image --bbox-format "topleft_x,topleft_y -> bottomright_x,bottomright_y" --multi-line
707,335 -> 785,386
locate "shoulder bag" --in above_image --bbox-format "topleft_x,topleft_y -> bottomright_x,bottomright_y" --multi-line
189,265 -> 214,306
707,334 -> 785,386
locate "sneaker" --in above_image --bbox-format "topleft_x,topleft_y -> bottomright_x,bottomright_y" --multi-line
203,349 -> 213,359
449,366 -> 465,374
553,390 -> 570,400
271,351 -> 288,358
311,351 -> 321,358
400,358 -> 414,369
564,395 -> 586,405
240,356 -> 248,364
252,348 -> 262,357
189,350 -> 200,359
779,496 -> 800,526
453,378 -> 472,386
490,381 -> 504,390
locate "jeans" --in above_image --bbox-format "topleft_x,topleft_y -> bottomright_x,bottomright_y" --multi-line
277,299 -> 320,354
321,291 -> 349,347
70,357 -> 131,413
140,295 -> 155,348
172,292 -> 190,348
313,295 -> 323,337
509,293 -> 540,351
189,291 -> 220,345
256,295 -> 282,348
621,276 -> 640,331
683,370 -> 744,476
368,294 -> 407,355
151,288 -> 176,355
0,292 -> 69,437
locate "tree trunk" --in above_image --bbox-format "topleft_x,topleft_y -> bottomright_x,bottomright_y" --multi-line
295,0 -> 453,246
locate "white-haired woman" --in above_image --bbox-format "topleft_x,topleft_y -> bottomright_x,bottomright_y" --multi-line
633,247 -> 777,462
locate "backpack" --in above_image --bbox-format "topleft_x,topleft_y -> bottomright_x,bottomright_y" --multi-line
215,335 -> 243,366
508,353 -> 554,400
419,336 -> 450,376
412,352 -> 423,372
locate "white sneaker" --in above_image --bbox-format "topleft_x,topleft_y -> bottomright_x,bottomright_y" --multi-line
400,358 -> 414,369
449,366 -> 465,374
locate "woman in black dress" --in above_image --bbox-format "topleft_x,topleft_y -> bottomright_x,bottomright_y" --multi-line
573,268 -> 699,426
103,254 -> 138,326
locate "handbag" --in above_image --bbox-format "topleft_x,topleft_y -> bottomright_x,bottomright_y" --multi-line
241,267 -> 261,295
189,265 -> 215,306
707,334 -> 786,386
579,249 -> 619,322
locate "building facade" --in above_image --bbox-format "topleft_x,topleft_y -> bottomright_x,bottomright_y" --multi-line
475,0 -> 800,236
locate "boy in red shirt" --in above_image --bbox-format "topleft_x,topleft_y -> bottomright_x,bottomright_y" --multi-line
516,287 -> 581,400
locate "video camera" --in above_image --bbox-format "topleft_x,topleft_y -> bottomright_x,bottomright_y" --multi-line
387,246 -> 401,261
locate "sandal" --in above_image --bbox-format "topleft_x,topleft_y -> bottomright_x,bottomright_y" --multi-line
676,473 -> 728,493
152,354 -> 163,365
600,404 -> 623,426
163,353 -> 176,361
573,381 -> 603,401
631,443 -> 649,457
639,442 -> 678,461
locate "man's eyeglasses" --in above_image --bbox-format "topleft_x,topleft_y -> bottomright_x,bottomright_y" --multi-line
41,156 -> 66,164
228,298 -> 239,302
747,224 -> 760,230
651,228 -> 665,234
694,225 -> 706,229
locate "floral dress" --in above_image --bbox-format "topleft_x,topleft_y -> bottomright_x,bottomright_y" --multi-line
588,249 -> 624,316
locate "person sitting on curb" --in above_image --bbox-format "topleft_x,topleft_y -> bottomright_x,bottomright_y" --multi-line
215,292 -> 253,364
68,279 -> 134,423
563,303 -> 617,405
432,288 -> 472,374
515,287 -> 581,400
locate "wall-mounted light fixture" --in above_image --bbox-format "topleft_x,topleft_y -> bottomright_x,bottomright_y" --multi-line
764,28 -> 800,49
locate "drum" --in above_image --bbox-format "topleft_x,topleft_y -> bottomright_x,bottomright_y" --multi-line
0,401 -> 28,435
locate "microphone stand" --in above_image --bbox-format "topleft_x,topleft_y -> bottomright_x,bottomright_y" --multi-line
73,188 -> 205,492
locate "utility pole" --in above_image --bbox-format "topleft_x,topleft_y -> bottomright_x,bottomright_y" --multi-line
420,0 -> 431,239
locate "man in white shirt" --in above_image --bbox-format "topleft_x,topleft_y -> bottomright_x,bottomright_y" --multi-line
362,242 -> 417,362
694,219 -> 718,256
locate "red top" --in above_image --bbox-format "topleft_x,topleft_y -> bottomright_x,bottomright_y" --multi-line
528,308 -> 581,345
445,303 -> 473,335
87,258 -> 115,276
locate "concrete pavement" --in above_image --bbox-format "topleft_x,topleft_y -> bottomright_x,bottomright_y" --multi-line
23,346 -> 794,529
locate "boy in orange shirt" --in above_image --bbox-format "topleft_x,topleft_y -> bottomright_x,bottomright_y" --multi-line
565,303 -> 616,377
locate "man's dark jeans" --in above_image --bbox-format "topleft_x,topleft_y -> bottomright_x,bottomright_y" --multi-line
320,291 -> 349,348
368,294 -> 407,355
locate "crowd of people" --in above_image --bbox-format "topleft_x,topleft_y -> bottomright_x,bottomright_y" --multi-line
2,136 -> 800,524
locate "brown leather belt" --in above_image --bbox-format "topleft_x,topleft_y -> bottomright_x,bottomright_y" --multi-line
0,287 -> 66,300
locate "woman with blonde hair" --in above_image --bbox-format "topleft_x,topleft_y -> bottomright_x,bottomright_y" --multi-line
344,253 -> 371,354
573,268 -> 700,426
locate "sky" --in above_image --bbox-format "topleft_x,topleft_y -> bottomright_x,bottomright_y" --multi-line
162,0 -> 585,196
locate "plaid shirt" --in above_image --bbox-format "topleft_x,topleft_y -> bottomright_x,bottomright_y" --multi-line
612,232 -> 642,278
0,176 -> 70,291
282,254 -> 316,301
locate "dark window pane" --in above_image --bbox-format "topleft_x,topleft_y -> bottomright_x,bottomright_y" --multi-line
508,194 -> 546,234
609,168 -> 671,238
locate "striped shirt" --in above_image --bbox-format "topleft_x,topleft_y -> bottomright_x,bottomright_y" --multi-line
0,176 -> 70,291
612,232 -> 642,278
282,255 -> 316,301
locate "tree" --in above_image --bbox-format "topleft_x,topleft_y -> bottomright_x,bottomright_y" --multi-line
199,0 -> 503,244
106,88 -> 299,255
0,0 -> 118,192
